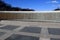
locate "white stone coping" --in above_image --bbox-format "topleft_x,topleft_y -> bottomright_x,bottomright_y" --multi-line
0,11 -> 60,13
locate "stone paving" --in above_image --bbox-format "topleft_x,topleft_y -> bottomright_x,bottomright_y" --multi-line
0,20 -> 60,40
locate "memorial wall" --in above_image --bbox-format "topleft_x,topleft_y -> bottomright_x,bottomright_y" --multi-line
0,11 -> 60,21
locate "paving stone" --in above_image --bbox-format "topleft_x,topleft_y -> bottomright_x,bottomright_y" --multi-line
0,24 -> 3,26
48,28 -> 60,35
20,27 -> 41,33
5,34 -> 39,40
0,32 -> 6,37
0,25 -> 20,30
50,38 -> 60,40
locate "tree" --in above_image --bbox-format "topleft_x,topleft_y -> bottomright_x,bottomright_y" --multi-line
0,0 -> 12,11
22,9 -> 35,11
11,7 -> 22,11
54,8 -> 60,11
0,0 -> 35,11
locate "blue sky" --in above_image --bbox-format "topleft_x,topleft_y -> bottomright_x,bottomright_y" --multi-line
2,0 -> 60,11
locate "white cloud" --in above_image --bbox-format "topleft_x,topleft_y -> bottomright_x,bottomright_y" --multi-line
51,0 -> 58,3
46,0 -> 59,4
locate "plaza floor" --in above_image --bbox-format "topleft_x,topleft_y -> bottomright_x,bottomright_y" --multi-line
0,20 -> 60,40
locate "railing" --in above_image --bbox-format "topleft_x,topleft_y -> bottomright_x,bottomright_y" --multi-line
0,11 -> 60,22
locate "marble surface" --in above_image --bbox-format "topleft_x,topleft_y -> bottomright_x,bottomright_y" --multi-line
48,28 -> 60,35
0,20 -> 60,40
0,32 -> 6,37
51,38 -> 60,40
5,34 -> 39,40
0,25 -> 20,30
20,27 -> 41,33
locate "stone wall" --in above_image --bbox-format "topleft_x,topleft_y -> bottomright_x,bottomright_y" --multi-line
0,13 -> 35,19
0,12 -> 60,21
